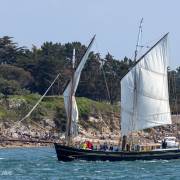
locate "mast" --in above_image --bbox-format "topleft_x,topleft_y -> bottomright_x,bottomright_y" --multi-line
65,35 -> 96,146
128,18 -> 143,147
72,48 -> 75,69
66,49 -> 76,146
134,18 -> 143,62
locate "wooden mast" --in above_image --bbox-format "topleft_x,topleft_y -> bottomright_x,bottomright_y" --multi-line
131,19 -> 143,147
134,18 -> 143,62
122,18 -> 144,150
66,49 -> 75,146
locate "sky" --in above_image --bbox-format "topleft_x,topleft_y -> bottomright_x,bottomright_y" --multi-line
0,0 -> 179,69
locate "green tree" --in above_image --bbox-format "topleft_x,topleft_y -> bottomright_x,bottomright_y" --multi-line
0,36 -> 26,64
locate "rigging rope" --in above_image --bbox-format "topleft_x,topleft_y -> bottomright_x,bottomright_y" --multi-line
95,39 -> 116,133
13,73 -> 62,130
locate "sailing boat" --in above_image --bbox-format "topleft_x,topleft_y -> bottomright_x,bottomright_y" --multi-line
54,33 -> 180,161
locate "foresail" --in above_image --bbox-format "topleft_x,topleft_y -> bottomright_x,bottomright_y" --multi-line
121,34 -> 171,136
63,36 -> 95,137
63,95 -> 79,136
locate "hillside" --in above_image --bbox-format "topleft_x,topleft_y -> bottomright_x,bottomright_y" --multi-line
0,94 -> 120,145
0,94 -> 180,148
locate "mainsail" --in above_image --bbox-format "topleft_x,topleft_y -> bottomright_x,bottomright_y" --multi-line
121,33 -> 171,136
63,35 -> 95,139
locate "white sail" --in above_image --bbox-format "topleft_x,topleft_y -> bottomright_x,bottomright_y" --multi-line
121,34 -> 171,136
63,36 -> 95,137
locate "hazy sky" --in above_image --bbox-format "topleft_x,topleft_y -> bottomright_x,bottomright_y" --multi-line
0,0 -> 179,69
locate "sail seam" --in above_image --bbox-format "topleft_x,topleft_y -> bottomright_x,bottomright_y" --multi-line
140,67 -> 167,76
138,118 -> 171,125
122,109 -> 170,117
137,90 -> 168,101
138,111 -> 171,117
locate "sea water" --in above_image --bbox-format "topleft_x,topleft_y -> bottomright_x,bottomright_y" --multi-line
0,147 -> 180,180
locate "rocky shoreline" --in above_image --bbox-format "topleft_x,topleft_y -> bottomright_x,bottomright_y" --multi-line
0,111 -> 179,149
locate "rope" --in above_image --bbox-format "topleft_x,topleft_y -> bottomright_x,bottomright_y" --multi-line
19,73 -> 61,123
95,39 -> 116,133
12,73 -> 62,131
101,62 -> 111,102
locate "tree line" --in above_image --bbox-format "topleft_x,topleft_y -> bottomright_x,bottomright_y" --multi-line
0,36 -> 179,111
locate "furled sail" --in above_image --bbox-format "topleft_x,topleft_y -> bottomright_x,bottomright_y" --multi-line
63,35 -> 95,137
121,34 -> 171,136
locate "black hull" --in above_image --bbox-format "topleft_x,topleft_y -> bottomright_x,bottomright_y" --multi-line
54,143 -> 180,161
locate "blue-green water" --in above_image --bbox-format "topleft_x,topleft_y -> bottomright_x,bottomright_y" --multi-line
0,147 -> 180,180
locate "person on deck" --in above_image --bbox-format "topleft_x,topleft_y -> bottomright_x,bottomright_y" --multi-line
126,143 -> 130,151
93,145 -> 97,150
81,141 -> 87,149
100,144 -> 103,150
109,144 -> 113,151
102,142 -> 108,151
122,135 -> 127,151
162,139 -> 167,149
86,141 -> 93,150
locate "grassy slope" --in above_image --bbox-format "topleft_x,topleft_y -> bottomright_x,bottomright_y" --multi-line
0,94 -> 120,132
0,94 -> 178,142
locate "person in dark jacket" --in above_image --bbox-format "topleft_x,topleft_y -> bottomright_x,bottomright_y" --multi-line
122,135 -> 127,151
162,139 -> 167,149
109,144 -> 113,151
103,142 -> 108,151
